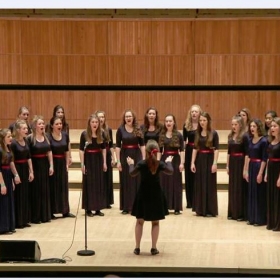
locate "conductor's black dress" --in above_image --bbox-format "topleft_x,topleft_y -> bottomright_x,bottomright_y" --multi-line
129,160 -> 173,221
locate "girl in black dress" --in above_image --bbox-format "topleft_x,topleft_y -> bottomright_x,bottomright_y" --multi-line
79,114 -> 107,217
140,107 -> 163,144
227,115 -> 249,221
27,116 -> 53,224
183,104 -> 202,209
48,116 -> 75,219
245,119 -> 267,226
159,114 -> 184,215
96,110 -> 115,209
46,105 -> 72,166
115,109 -> 145,214
264,117 -> 280,231
191,112 -> 219,217
0,129 -> 21,234
10,120 -> 34,229
127,140 -> 173,256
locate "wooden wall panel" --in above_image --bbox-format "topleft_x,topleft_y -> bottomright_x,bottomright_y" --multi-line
21,20 -> 108,55
152,56 -> 194,85
108,21 -> 152,55
195,55 -> 280,85
57,56 -> 109,85
21,55 -> 59,84
151,20 -> 194,55
0,20 -> 21,54
1,91 -> 279,130
238,19 -> 280,54
108,56 -> 153,85
194,20 -> 239,54
21,21 -> 66,55
62,21 -> 108,55
0,55 -> 22,84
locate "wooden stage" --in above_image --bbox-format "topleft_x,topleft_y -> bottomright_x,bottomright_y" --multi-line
0,190 -> 280,277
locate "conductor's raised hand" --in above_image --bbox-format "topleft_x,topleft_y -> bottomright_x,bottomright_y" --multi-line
165,156 -> 173,162
127,156 -> 134,165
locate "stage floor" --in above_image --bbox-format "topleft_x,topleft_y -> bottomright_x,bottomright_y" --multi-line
0,190 -> 280,277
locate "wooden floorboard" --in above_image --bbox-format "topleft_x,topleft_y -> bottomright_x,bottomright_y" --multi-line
0,190 -> 280,277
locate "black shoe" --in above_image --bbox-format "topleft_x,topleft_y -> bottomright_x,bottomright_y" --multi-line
51,215 -> 58,220
174,211 -> 181,215
106,205 -> 112,209
95,211 -> 104,216
10,230 -> 16,233
237,218 -> 244,221
86,210 -> 94,217
63,213 -> 76,218
24,224 -> 31,228
134,248 -> 140,255
122,210 -> 129,215
151,248 -> 159,255
227,217 -> 232,220
247,221 -> 253,225
32,221 -> 41,224
16,225 -> 24,229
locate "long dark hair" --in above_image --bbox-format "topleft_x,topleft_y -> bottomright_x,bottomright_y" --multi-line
159,114 -> 180,148
121,109 -> 142,138
143,107 -> 163,133
248,119 -> 265,138
195,112 -> 213,149
52,105 -> 69,132
145,140 -> 160,175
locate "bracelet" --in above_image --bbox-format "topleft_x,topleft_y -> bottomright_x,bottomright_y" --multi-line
213,161 -> 217,165
117,160 -> 121,164
1,183 -> 5,187
14,174 -> 19,177
81,163 -> 84,168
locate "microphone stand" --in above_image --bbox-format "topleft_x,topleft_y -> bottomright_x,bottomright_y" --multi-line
77,144 -> 95,256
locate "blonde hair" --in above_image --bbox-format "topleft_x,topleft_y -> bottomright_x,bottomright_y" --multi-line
29,115 -> 49,146
184,104 -> 202,131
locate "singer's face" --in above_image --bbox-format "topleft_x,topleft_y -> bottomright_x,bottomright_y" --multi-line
52,119 -> 62,133
36,119 -> 45,133
90,118 -> 99,130
97,113 -> 105,125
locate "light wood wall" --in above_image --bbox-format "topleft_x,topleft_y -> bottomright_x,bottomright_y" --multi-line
0,18 -> 280,129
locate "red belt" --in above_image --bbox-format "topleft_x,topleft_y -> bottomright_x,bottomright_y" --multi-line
198,150 -> 214,154
231,153 -> 244,157
187,142 -> 194,146
14,159 -> 28,163
122,145 -> 139,149
53,154 -> 65,158
1,165 -> 10,169
250,158 -> 261,162
164,151 -> 179,155
32,154 -> 47,158
269,158 -> 280,162
86,149 -> 101,153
